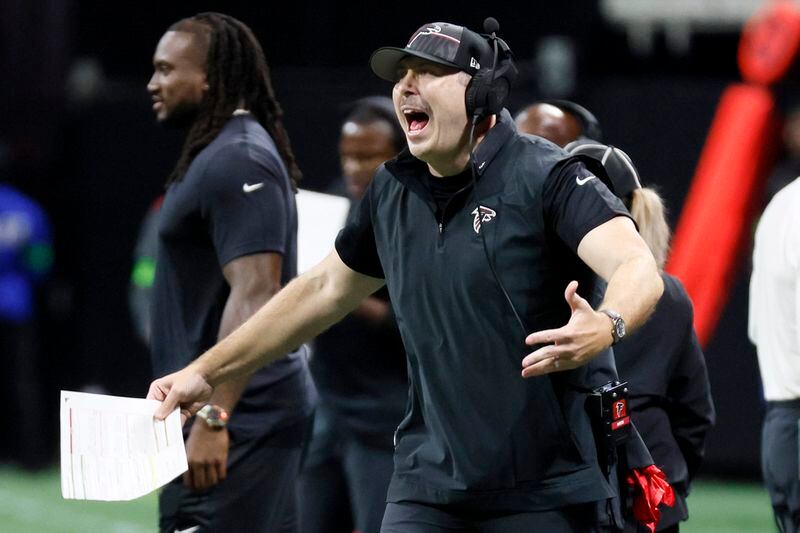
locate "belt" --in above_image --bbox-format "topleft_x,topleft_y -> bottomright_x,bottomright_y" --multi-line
767,398 -> 800,409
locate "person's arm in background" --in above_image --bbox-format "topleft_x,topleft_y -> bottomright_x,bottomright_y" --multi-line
665,318 -> 715,485
351,295 -> 393,326
183,252 -> 283,491
148,250 -> 385,420
173,142 -> 305,490
522,215 -> 663,377
129,198 -> 162,345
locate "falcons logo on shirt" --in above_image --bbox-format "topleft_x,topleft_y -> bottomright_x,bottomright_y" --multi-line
472,205 -> 496,234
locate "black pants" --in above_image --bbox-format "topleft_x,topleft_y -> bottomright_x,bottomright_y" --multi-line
159,419 -> 307,533
298,404 -> 395,533
763,401 -> 800,533
380,501 -> 603,533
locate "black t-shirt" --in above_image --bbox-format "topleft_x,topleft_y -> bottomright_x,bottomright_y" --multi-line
426,168 -> 472,217
151,114 -> 314,438
334,110 -> 632,510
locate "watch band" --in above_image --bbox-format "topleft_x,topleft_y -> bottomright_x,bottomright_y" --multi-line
600,309 -> 626,345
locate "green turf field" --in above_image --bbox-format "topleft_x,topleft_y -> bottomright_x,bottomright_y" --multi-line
682,479 -> 775,533
0,466 -> 157,532
0,466 -> 776,532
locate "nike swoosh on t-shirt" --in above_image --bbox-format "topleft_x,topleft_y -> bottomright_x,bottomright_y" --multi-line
243,182 -> 265,193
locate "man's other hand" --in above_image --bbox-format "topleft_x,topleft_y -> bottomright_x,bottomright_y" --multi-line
521,281 -> 613,378
184,423 -> 229,491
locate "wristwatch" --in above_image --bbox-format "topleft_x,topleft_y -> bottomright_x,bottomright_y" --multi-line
196,404 -> 229,430
600,309 -> 626,345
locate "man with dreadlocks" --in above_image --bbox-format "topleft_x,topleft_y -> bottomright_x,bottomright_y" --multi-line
146,12 -> 315,533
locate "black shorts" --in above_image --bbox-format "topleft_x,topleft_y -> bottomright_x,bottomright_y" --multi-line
159,419 -> 308,533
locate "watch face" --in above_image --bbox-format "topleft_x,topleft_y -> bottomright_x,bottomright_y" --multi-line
615,320 -> 626,339
198,405 -> 228,428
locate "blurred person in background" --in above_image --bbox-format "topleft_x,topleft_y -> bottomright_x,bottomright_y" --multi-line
0,144 -> 53,468
146,12 -> 315,532
764,107 -> 800,203
129,195 -> 162,346
298,96 -> 408,533
514,99 -> 602,148
566,141 -> 715,533
749,174 -> 800,533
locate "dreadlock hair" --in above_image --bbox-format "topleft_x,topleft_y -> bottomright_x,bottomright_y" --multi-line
165,13 -> 301,190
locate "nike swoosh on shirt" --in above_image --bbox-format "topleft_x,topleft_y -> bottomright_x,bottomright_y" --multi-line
243,182 -> 264,193
174,526 -> 200,533
575,175 -> 597,186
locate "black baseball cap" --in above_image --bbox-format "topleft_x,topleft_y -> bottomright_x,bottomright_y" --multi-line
370,22 -> 494,82
566,140 -> 642,199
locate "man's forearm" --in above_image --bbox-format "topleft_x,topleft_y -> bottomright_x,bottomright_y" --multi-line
192,261 -> 364,387
599,254 -> 663,334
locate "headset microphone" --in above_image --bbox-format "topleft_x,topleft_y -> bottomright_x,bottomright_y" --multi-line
483,16 -> 500,35
477,17 -> 500,125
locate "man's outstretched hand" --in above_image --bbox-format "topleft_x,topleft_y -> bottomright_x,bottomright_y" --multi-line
147,369 -> 214,423
521,280 -> 614,378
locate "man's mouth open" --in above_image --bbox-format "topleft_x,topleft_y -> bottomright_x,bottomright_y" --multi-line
404,110 -> 430,136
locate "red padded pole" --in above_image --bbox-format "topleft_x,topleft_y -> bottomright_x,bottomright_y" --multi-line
665,0 -> 800,346
665,85 -> 777,345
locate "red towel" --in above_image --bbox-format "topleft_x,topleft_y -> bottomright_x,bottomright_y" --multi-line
626,465 -> 675,533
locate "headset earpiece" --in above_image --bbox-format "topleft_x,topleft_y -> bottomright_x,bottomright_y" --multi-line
465,18 -> 518,123
466,69 -> 495,123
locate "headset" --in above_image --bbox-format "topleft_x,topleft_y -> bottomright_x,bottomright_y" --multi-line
465,17 -> 519,125
466,18 -> 527,337
543,99 -> 603,142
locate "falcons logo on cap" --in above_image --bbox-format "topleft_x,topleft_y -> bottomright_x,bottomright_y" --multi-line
472,205 -> 496,234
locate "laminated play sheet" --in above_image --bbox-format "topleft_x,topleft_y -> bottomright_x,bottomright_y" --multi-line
60,390 -> 187,501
